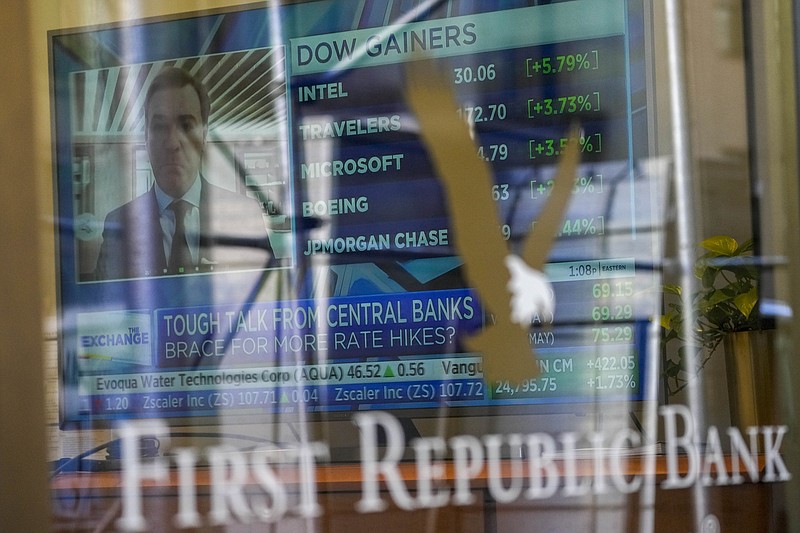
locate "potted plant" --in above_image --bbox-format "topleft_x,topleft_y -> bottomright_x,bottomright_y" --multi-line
660,235 -> 774,427
661,236 -> 758,388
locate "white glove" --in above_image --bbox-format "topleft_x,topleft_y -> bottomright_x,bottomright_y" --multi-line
504,254 -> 555,326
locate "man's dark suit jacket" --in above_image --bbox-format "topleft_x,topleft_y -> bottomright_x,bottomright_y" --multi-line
95,180 -> 271,280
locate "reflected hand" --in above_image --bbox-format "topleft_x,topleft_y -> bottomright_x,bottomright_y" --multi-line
505,254 -> 554,327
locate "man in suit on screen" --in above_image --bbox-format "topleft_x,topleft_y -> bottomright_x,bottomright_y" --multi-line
95,67 -> 272,280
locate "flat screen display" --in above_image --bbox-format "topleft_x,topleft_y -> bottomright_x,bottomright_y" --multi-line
51,0 -> 663,427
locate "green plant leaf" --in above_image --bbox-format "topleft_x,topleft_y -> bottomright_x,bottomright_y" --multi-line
705,306 -> 733,329
743,265 -> 758,279
693,258 -> 708,279
701,266 -> 717,288
733,287 -> 758,319
663,284 -> 682,296
737,239 -> 754,254
701,235 -> 739,256
708,288 -> 735,305
664,359 -> 681,377
666,310 -> 684,331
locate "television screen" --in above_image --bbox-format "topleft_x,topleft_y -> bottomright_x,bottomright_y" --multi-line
51,0 -> 663,428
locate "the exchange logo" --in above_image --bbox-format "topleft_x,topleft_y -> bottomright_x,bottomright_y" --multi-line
77,311 -> 152,366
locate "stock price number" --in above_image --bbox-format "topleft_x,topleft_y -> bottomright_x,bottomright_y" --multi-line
347,363 -> 381,379
103,396 -> 130,411
454,63 -> 496,84
236,390 -> 277,406
457,103 -> 507,122
591,325 -> 634,343
592,281 -> 634,299
586,355 -> 636,371
395,361 -> 425,377
492,184 -> 510,201
521,376 -> 557,393
438,381 -> 485,398
287,388 -> 320,404
591,304 -> 633,321
493,377 -> 557,396
478,144 -> 508,161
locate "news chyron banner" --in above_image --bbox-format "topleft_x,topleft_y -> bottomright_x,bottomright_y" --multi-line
51,0 -> 662,424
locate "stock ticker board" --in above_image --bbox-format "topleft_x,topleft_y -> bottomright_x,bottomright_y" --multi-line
52,0 -> 659,423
